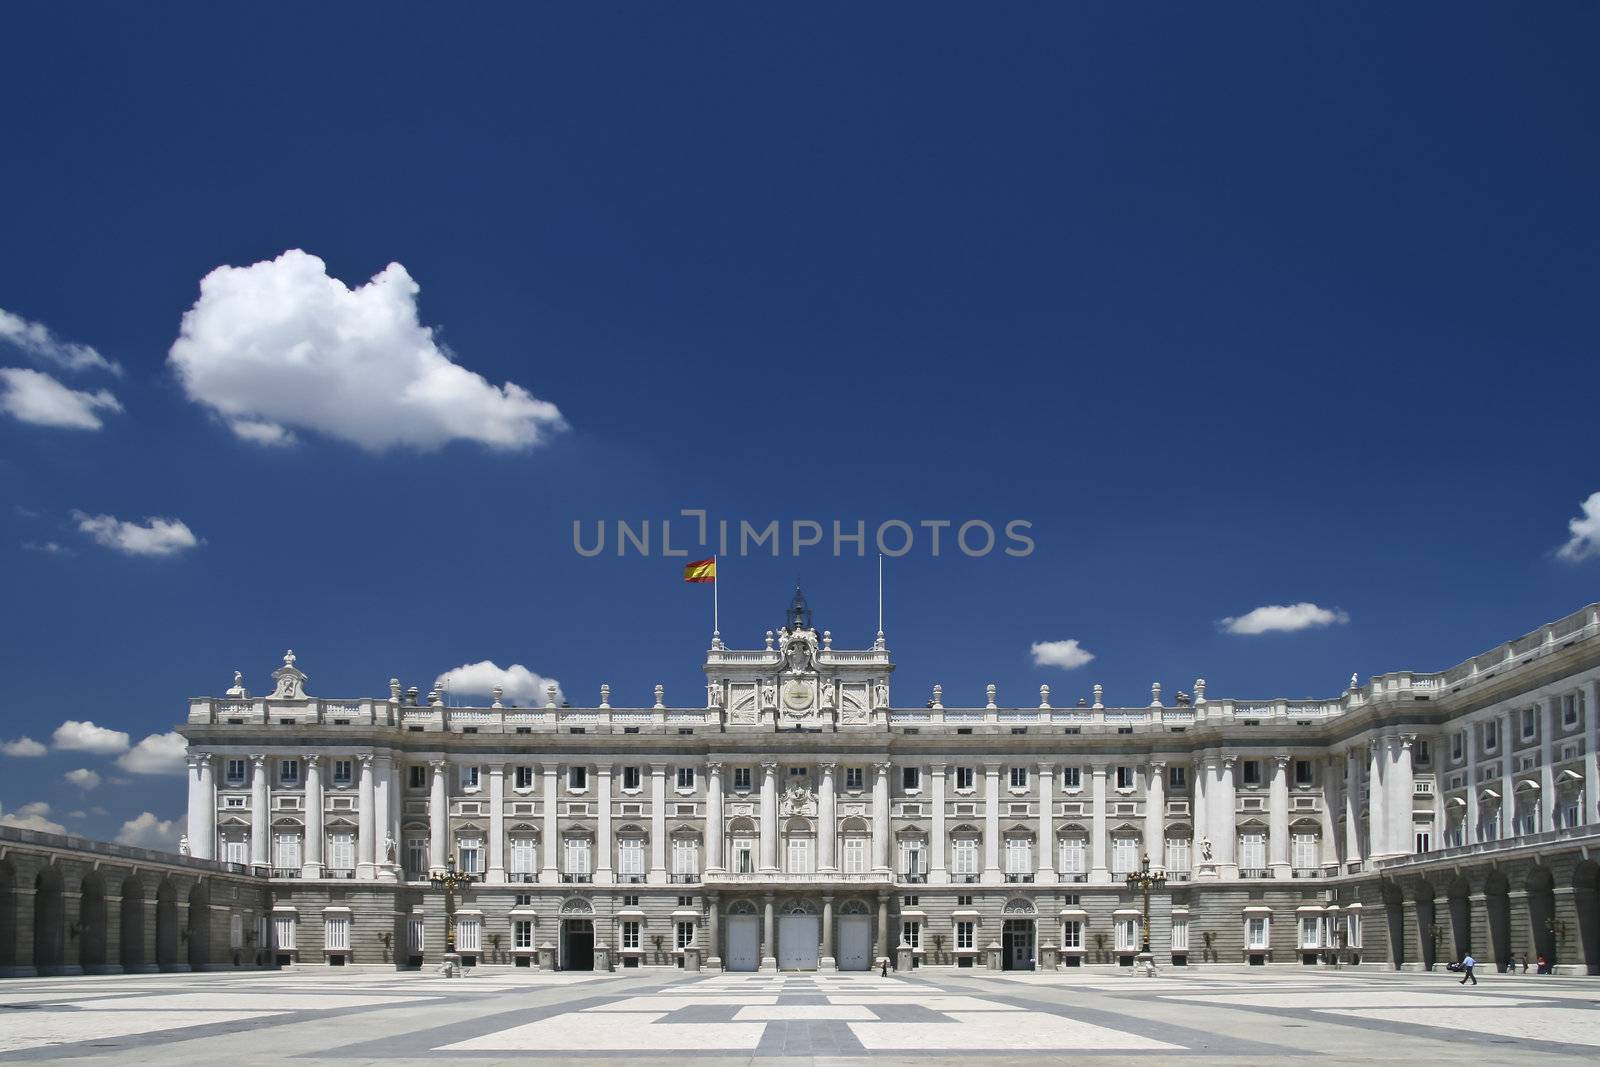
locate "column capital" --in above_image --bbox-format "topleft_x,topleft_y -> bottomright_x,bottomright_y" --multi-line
1274,754 -> 1291,769
874,760 -> 892,775
928,761 -> 946,774
1221,754 -> 1237,769
541,760 -> 560,773
594,761 -> 614,774
760,760 -> 778,773
817,760 -> 837,773
1035,761 -> 1056,774
651,761 -> 669,773
1400,734 -> 1417,749
358,752 -> 375,766
1090,762 -> 1108,775
430,758 -> 448,770
706,760 -> 723,774
250,753 -> 267,767
302,752 -> 320,766
488,761 -> 506,773
186,753 -> 209,770
1148,759 -> 1167,772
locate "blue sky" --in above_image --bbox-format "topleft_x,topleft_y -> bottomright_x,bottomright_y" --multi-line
1,3 -> 1596,848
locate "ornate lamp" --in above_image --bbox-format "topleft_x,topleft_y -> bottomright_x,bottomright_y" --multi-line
1124,854 -> 1166,972
430,857 -> 475,955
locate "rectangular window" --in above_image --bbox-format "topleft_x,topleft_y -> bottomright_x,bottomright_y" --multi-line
1247,916 -> 1269,949
1167,766 -> 1185,790
510,837 -> 537,875
901,921 -> 921,949
278,759 -> 300,786
229,913 -> 244,951
1111,836 -> 1138,876
1009,766 -> 1028,790
902,766 -> 921,791
409,765 -> 427,789
899,839 -> 924,877
274,831 -> 302,869
1062,919 -> 1082,949
1451,732 -> 1464,762
734,838 -> 756,874
1004,838 -> 1032,875
408,916 -> 424,954
1346,912 -> 1361,948
1300,915 -> 1320,949
1059,838 -> 1086,876
272,914 -> 297,950
225,758 -> 247,784
845,767 -> 864,791
564,837 -> 591,876
1115,918 -> 1137,952
618,838 -> 644,877
333,759 -> 353,786
732,767 -> 752,792
950,838 -> 978,876
1522,708 -> 1536,740
1292,832 -> 1318,869
1061,766 -> 1081,790
223,836 -> 247,865
619,766 -> 640,791
676,921 -> 695,950
456,917 -> 482,953
1294,760 -> 1313,787
1171,919 -> 1189,952
1242,760 -> 1262,787
956,766 -> 975,791
676,766 -> 695,790
515,766 -> 534,790
621,920 -> 640,949
568,766 -> 587,792
1164,838 -> 1190,874
1239,831 -> 1266,872
1484,721 -> 1498,750
327,831 -> 355,872
956,921 -> 974,950
1415,830 -> 1432,854
672,838 -> 699,877
1415,739 -> 1431,766
406,838 -> 428,876
324,915 -> 350,951
1116,766 -> 1134,790
460,765 -> 479,790
786,836 -> 814,874
1562,693 -> 1579,727
514,919 -> 533,949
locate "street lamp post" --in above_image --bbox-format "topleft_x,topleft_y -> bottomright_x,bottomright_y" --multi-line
431,858 -> 475,970
1125,854 -> 1166,976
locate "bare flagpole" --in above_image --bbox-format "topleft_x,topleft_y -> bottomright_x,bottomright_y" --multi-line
876,553 -> 884,646
713,554 -> 720,640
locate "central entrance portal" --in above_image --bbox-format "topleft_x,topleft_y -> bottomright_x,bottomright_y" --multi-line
837,915 -> 871,970
560,919 -> 594,971
778,914 -> 820,970
725,916 -> 760,971
1002,919 -> 1035,971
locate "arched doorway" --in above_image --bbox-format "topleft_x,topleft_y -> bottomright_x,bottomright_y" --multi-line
187,882 -> 210,971
1484,870 -> 1512,972
120,876 -> 146,972
1526,865 -> 1556,969
836,899 -> 872,971
777,899 -> 819,970
155,878 -> 180,970
723,899 -> 759,972
1447,874 -> 1472,960
558,898 -> 593,971
79,873 -> 107,973
0,858 -> 17,976
1574,860 -> 1599,975
32,867 -> 65,974
1001,898 -> 1036,971
1380,881 -> 1405,970
1414,881 -> 1438,971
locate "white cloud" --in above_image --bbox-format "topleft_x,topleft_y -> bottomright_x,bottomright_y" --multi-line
21,540 -> 70,556
117,732 -> 187,775
1220,602 -> 1351,635
0,367 -> 122,429
0,307 -> 121,375
1557,491 -> 1600,563
72,510 -> 199,557
1030,639 -> 1095,670
1,736 -> 47,757
435,661 -> 564,705
64,768 -> 102,790
168,249 -> 567,453
116,811 -> 183,851
0,801 -> 66,834
52,719 -> 131,755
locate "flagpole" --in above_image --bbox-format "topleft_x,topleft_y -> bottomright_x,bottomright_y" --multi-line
876,553 -> 884,644
713,554 -> 720,639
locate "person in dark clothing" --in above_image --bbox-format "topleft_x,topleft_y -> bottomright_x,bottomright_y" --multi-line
1459,953 -> 1477,985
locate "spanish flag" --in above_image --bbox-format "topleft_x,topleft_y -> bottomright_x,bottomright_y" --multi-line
684,557 -> 717,583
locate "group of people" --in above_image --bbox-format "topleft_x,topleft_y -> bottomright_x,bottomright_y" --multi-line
1448,953 -> 1553,984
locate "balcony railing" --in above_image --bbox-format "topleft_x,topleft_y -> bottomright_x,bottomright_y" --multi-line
669,873 -> 699,884
1292,868 -> 1321,879
270,867 -> 301,879
1060,873 -> 1087,883
951,873 -> 981,884
324,868 -> 356,880
617,874 -> 646,884
508,872 -> 538,884
562,873 -> 593,884
1238,868 -> 1270,879
900,873 -> 927,884
1004,873 -> 1035,883
1164,870 -> 1190,882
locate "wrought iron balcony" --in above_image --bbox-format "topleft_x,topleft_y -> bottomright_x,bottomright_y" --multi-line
324,868 -> 356,880
270,867 -> 301,879
561,872 -> 593,883
669,873 -> 699,884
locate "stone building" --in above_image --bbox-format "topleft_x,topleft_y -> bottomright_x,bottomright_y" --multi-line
4,591 -> 1597,976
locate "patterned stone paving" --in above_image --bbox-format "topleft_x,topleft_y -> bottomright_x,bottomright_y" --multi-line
0,967 -> 1596,1062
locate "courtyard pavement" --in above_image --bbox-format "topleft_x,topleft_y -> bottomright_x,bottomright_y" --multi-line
0,965 -> 1596,1064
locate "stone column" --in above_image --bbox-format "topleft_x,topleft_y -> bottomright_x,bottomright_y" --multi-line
876,891 -> 889,960
982,762 -> 1002,884
758,762 -> 779,873
1343,749 -> 1362,869
1090,762 -> 1109,883
706,762 -> 725,873
249,754 -> 269,868
1269,754 -> 1290,877
706,893 -> 722,969
650,762 -> 668,882
1498,711 -> 1515,840
186,754 -> 216,860
304,754 -> 324,876
1391,737 -> 1415,856
761,895 -> 776,972
428,759 -> 448,875
487,763 -> 506,883
374,755 -> 395,878
1193,757 -> 1210,875
596,763 -> 614,884
357,753 -> 378,878
1319,755 -> 1340,871
1214,755 -> 1237,876
1538,701 -> 1556,833
820,893 -> 836,971
1036,761 -> 1056,883
872,761 -> 892,872
1465,722 -> 1480,844
817,762 -> 837,873
1367,739 -> 1386,860
929,763 -> 948,883
1144,760 -> 1166,869
1587,680 -> 1600,827
541,763 -> 559,880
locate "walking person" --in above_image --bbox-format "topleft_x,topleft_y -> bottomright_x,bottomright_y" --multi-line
1458,953 -> 1477,985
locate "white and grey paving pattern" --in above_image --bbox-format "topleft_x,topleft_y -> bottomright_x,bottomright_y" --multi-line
0,967 -> 1596,1064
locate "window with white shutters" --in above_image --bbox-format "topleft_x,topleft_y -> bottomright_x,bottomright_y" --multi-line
324,916 -> 350,951
1164,838 -> 1190,874
1300,916 -> 1320,948
1004,838 -> 1031,875
1059,838 -> 1086,876
951,837 -> 978,876
734,838 -> 756,873
229,914 -> 244,949
899,840 -> 924,877
1239,832 -> 1266,871
1115,918 -> 1137,952
273,832 -> 301,869
618,838 -> 645,877
844,837 -> 869,874
1111,837 -> 1139,876
1171,919 -> 1189,951
1061,919 -> 1082,949
456,917 -> 482,952
1247,916 -> 1269,949
786,837 -> 814,874
672,838 -> 699,877
564,837 -> 591,876
326,831 -> 355,872
514,920 -> 533,949
406,838 -> 428,876
510,836 -> 537,875
408,917 -> 425,953
956,921 -> 974,949
1346,912 -> 1361,948
458,836 -> 483,875
1292,833 -> 1318,870
272,914 -> 297,950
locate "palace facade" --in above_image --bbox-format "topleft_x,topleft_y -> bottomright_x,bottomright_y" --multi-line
7,592 -> 1598,977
